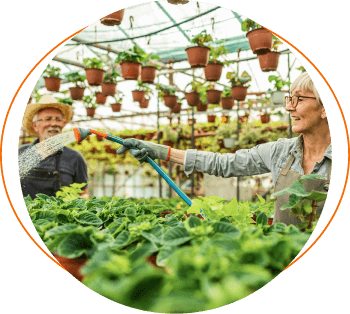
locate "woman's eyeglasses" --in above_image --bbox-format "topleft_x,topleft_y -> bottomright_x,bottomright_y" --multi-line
284,95 -> 317,108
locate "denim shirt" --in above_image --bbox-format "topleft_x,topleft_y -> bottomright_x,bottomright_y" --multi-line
184,135 -> 332,185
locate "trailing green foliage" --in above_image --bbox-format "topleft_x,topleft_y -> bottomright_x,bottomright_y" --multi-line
43,64 -> 61,78
83,58 -> 103,69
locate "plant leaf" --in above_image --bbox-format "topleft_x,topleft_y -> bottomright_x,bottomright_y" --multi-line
74,212 -> 103,226
163,227 -> 192,246
57,233 -> 93,258
211,222 -> 241,238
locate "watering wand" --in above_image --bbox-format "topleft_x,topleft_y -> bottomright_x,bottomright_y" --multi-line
73,128 -> 194,207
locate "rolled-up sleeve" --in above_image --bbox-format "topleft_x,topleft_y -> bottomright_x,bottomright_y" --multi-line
184,142 -> 277,178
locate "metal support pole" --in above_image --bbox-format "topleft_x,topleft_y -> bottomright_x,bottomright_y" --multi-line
191,105 -> 195,198
287,54 -> 292,139
157,77 -> 162,198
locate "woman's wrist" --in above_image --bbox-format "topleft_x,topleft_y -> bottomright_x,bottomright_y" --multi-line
168,148 -> 186,165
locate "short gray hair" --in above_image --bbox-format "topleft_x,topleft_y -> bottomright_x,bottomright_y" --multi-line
290,72 -> 322,105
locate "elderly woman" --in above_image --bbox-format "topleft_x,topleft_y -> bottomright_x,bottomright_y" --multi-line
117,72 -> 331,226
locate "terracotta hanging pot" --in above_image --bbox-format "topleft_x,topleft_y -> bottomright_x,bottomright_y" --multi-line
163,140 -> 174,147
185,46 -> 210,68
221,97 -> 234,109
96,92 -> 107,104
132,90 -> 145,102
100,9 -> 125,26
139,98 -> 149,108
101,82 -> 116,96
207,115 -> 216,123
120,61 -> 141,80
185,92 -> 200,106
217,139 -> 225,149
188,118 -> 196,125
135,134 -> 145,140
206,89 -> 221,104
146,132 -> 155,140
44,77 -> 61,92
111,103 -> 121,112
204,62 -> 224,81
163,95 -> 177,108
141,66 -> 157,83
85,68 -> 105,86
246,28 -> 273,55
69,87 -> 84,100
197,102 -> 208,111
260,113 -> 270,123
86,108 -> 96,117
258,51 -> 280,72
54,255 -> 88,282
231,86 -> 248,101
171,102 -> 182,113
238,113 -> 250,123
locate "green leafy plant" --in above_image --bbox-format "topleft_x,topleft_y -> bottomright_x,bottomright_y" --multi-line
43,64 -> 61,78
268,75 -> 291,91
65,71 -> 86,88
135,81 -> 153,97
185,80 -> 203,93
83,58 -> 104,69
221,87 -> 232,98
57,97 -> 73,106
156,85 -> 176,101
272,35 -> 282,52
191,30 -> 213,46
115,44 -> 148,64
272,174 -> 328,231
208,42 -> 232,64
216,121 -> 237,139
104,68 -> 120,83
111,92 -> 125,103
56,182 -> 88,201
83,95 -> 97,108
241,18 -> 261,32
296,66 -> 306,73
162,125 -> 178,142
143,52 -> 161,68
226,71 -> 251,87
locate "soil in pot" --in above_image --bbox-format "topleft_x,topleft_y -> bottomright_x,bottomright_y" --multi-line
206,89 -> 221,104
120,61 -> 141,80
139,98 -> 149,108
44,77 -> 61,92
185,46 -> 210,68
231,86 -> 248,101
101,82 -> 116,96
141,66 -> 157,83
204,62 -> 224,81
100,9 -> 125,26
246,28 -> 273,55
54,254 -> 88,282
96,92 -> 107,104
185,92 -> 200,106
111,103 -> 121,112
207,115 -> 216,123
164,95 -> 177,108
221,97 -> 234,109
85,68 -> 105,86
69,87 -> 84,100
132,90 -> 145,102
258,51 -> 280,72
197,102 -> 208,111
86,108 -> 96,117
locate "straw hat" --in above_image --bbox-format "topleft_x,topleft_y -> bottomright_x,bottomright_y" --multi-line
22,95 -> 73,136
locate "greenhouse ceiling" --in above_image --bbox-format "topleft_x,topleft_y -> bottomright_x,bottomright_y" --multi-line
29,0 -> 304,132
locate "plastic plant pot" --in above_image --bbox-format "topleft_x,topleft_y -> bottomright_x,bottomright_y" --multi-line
100,9 -> 125,26
69,87 -> 84,100
101,82 -> 116,96
185,46 -> 210,68
85,68 -> 105,86
44,77 -> 61,92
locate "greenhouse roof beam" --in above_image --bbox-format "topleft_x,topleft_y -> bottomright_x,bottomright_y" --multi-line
53,56 -> 86,68
232,11 -> 243,24
155,1 -> 191,43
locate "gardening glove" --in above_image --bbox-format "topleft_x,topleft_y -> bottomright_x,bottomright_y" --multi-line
117,138 -> 171,164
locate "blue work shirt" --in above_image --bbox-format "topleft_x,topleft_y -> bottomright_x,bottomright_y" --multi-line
19,138 -> 88,199
184,134 -> 332,184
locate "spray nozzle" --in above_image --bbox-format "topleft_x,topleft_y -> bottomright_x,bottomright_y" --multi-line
73,128 -> 92,143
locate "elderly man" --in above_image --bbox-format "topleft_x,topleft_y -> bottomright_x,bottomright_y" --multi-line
19,95 -> 89,199
117,72 -> 331,226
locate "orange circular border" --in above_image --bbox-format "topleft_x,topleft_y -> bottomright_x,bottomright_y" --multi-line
0,27 -> 349,273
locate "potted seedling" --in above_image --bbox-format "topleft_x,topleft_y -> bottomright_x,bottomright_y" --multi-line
110,92 -> 124,112
43,64 -> 62,92
205,82 -> 221,105
100,8 -> 125,26
241,18 -> 273,55
83,95 -> 97,117
204,42 -> 231,81
101,67 -> 120,96
83,58 -> 105,86
115,43 -> 147,80
186,30 -> 213,68
258,36 -> 282,72
221,87 -> 234,109
132,81 -> 153,107
162,125 -> 178,147
156,85 -> 177,108
217,121 -> 237,148
227,71 -> 251,101
185,80 -> 203,106
268,75 -> 290,104
141,52 -> 161,83
65,71 -> 86,100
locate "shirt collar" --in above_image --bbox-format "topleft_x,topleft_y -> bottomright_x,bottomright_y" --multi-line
292,134 -> 332,161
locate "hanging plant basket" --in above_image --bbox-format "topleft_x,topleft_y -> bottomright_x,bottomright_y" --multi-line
111,103 -> 121,112
185,46 -> 210,68
141,66 -> 157,83
85,68 -> 105,86
163,95 -> 177,108
260,113 -> 270,123
96,92 -> 107,104
163,140 -> 174,147
139,98 -> 149,108
53,255 -> 88,282
100,9 -> 125,26
197,102 -> 208,111
44,77 -> 61,92
101,82 -> 116,96
246,28 -> 273,55
207,115 -> 216,123
69,87 -> 84,100
204,62 -> 224,81
238,113 -> 250,123
258,51 -> 280,72
185,92 -> 200,106
86,108 -> 96,117
206,89 -> 221,104
270,90 -> 286,104
132,90 -> 145,102
171,102 -> 182,113
231,86 -> 248,101
221,97 -> 234,109
146,132 -> 155,140
120,61 -> 141,80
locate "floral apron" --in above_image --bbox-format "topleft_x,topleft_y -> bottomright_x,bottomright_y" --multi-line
273,154 -> 331,226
